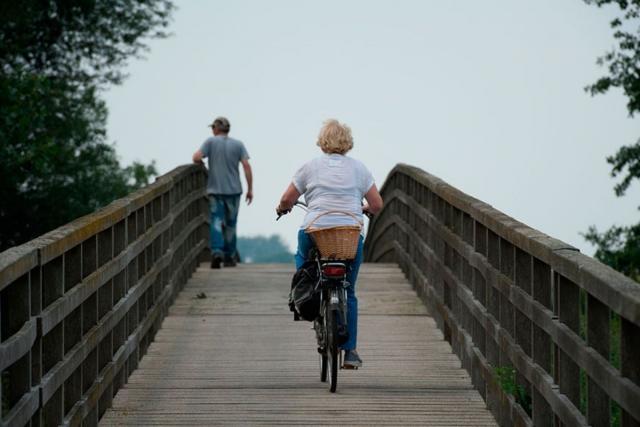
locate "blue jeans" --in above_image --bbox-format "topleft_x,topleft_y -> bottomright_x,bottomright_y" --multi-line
209,194 -> 240,259
295,229 -> 364,351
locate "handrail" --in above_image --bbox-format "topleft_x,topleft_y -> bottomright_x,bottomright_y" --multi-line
364,163 -> 640,427
0,164 -> 209,427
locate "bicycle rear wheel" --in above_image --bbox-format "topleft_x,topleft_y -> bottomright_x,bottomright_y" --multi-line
326,308 -> 339,393
320,353 -> 328,382
315,317 -> 328,382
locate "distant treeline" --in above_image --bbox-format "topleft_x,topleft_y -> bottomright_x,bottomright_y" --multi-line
237,235 -> 294,263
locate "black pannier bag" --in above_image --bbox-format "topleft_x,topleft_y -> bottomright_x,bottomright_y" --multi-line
289,260 -> 320,321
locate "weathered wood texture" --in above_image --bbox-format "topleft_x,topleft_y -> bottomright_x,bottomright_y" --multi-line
364,164 -> 640,426
0,164 -> 209,427
101,263 -> 497,426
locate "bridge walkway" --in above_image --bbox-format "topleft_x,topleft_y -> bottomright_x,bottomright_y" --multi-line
100,263 -> 496,426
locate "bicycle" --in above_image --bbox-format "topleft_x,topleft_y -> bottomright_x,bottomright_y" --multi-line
277,202 -> 362,393
314,256 -> 352,392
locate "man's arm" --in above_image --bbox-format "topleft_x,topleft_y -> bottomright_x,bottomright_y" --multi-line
192,149 -> 204,165
241,158 -> 253,205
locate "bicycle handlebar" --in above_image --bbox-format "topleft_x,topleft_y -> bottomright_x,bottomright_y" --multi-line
276,200 -> 306,221
276,200 -> 374,221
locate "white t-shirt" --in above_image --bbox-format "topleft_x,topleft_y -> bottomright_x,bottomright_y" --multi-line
292,153 -> 375,230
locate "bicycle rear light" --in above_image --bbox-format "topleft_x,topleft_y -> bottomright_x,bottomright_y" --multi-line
322,265 -> 346,277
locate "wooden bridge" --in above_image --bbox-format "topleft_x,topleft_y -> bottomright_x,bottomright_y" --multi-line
101,263 -> 495,426
1,164 -> 639,426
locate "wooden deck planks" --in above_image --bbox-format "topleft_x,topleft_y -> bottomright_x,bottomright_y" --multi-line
101,263 -> 496,426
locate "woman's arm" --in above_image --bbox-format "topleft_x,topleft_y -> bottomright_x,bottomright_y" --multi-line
276,183 -> 301,215
363,184 -> 383,215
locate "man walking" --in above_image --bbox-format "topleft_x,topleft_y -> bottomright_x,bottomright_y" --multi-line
193,117 -> 253,268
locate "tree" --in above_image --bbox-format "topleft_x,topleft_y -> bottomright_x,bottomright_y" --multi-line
0,0 -> 173,251
585,225 -> 640,280
237,235 -> 294,263
583,0 -> 640,281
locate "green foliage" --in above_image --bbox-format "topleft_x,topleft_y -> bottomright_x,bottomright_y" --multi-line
610,312 -> 622,426
237,235 -> 294,263
607,140 -> 640,197
494,366 -> 531,416
584,224 -> 640,280
0,0 -> 173,87
0,0 -> 172,250
584,0 -> 640,117
584,0 -> 640,280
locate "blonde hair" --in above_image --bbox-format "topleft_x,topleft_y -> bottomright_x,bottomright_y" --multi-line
316,119 -> 353,154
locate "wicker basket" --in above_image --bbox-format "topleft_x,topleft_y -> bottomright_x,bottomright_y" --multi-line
305,211 -> 363,260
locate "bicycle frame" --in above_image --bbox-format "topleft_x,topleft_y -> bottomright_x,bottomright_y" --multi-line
317,260 -> 350,343
318,260 -> 350,328
313,257 -> 353,392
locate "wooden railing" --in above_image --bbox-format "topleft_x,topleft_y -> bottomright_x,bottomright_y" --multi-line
0,164 -> 209,427
364,164 -> 640,427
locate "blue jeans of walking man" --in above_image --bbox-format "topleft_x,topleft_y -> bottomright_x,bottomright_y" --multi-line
209,194 -> 240,260
294,229 -> 364,351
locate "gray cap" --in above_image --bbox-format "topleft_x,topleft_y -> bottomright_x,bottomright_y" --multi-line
208,116 -> 231,132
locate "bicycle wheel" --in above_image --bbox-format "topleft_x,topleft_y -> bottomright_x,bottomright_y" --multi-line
326,307 -> 339,393
315,317 -> 328,382
320,353 -> 328,382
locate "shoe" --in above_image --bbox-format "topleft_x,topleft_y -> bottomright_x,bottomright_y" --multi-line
343,350 -> 362,369
223,258 -> 237,267
210,255 -> 222,269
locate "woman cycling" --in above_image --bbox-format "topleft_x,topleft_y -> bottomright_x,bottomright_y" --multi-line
276,119 -> 383,368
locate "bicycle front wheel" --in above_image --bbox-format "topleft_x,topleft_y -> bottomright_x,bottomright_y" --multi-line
326,308 -> 339,393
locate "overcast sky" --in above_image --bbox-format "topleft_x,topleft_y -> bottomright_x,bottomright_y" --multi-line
105,0 -> 639,254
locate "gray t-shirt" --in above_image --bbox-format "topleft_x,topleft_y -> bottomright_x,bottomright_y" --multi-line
199,135 -> 249,195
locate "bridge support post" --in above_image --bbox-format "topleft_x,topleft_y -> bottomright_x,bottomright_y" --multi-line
621,320 -> 640,427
